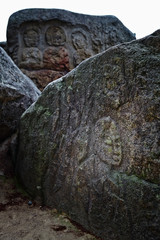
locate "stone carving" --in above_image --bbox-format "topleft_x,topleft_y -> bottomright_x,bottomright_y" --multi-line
43,47 -> 69,71
94,117 -> 122,166
45,26 -> 66,46
72,29 -> 92,65
20,48 -> 42,68
16,30 -> 160,240
72,30 -> 88,50
21,69 -> 65,90
23,26 -> 40,47
6,9 -> 135,90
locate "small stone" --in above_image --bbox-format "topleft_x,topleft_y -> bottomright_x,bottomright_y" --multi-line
28,201 -> 32,206
0,171 -> 4,176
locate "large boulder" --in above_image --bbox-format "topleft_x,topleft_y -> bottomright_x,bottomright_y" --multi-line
0,47 -> 40,176
16,31 -> 160,239
7,8 -> 135,90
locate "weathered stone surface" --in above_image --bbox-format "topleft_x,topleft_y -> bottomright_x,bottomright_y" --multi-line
21,69 -> 65,90
7,8 -> 135,90
16,30 -> 160,240
0,47 -> 40,175
0,42 -> 7,52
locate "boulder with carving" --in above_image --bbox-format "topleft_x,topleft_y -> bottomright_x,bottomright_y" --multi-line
16,31 -> 160,239
7,8 -> 135,90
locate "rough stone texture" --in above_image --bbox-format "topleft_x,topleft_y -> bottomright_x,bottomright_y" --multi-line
7,8 -> 135,90
0,47 -> 40,176
16,30 -> 160,240
0,42 -> 7,52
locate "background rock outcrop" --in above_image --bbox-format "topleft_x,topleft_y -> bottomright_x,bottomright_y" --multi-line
0,47 -> 40,176
6,8 -> 135,90
16,30 -> 160,240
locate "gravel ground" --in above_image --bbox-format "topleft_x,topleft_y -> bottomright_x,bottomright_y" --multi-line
0,176 -> 100,240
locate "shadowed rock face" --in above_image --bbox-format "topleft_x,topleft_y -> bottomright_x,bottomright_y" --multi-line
7,8 -> 135,90
16,30 -> 160,240
0,47 -> 40,142
0,47 -> 40,176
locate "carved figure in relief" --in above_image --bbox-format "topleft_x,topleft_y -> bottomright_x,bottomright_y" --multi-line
45,26 -> 66,46
94,117 -> 122,166
72,31 -> 88,50
20,48 -> 42,68
43,47 -> 70,71
71,30 -> 92,65
92,38 -> 103,54
23,27 -> 40,47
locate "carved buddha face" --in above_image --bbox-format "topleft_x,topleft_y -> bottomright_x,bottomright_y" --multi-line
23,29 -> 40,47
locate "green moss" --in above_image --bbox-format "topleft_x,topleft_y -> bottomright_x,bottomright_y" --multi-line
105,139 -> 112,145
44,110 -> 52,116
112,170 -> 159,188
114,56 -> 122,64
65,75 -> 74,88
52,142 -> 58,150
108,147 -> 113,153
35,104 -> 52,116
68,86 -> 73,91
156,194 -> 160,201
55,81 -> 64,91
